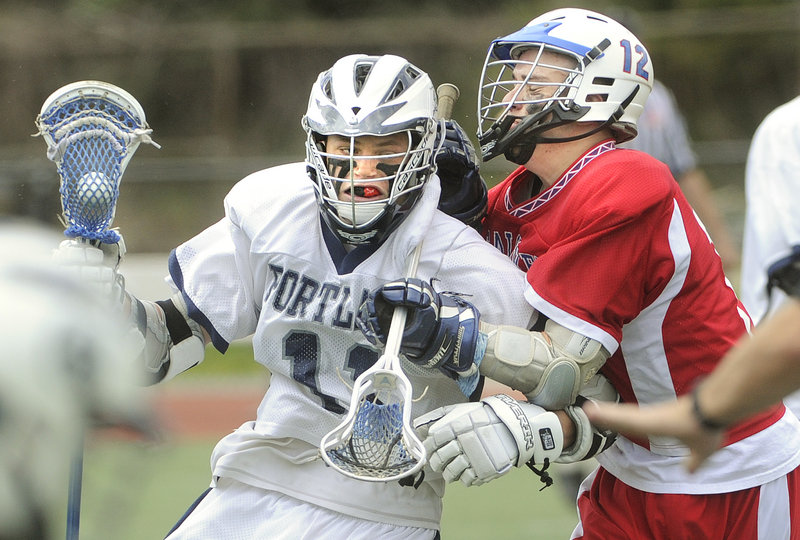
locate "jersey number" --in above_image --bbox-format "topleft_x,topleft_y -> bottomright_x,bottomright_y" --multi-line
283,331 -> 380,413
619,39 -> 650,81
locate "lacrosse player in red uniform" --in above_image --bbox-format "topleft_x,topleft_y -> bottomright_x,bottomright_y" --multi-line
367,8 -> 800,539
54,54 -> 574,539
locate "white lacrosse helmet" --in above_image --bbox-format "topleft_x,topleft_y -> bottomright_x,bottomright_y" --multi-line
477,8 -> 654,164
302,54 -> 438,245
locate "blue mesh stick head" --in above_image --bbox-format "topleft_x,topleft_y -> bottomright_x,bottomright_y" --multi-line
320,366 -> 427,482
35,81 -> 159,243
324,400 -> 417,478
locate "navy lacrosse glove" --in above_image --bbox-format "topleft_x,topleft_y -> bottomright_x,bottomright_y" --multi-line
434,120 -> 488,231
357,278 -> 484,395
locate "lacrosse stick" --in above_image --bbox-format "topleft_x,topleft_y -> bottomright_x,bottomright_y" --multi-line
35,81 -> 157,540
319,84 -> 460,482
320,244 -> 425,481
35,80 -> 159,244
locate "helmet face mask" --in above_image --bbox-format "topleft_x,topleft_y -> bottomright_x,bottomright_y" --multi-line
303,54 -> 438,245
477,8 -> 654,164
309,131 -> 427,243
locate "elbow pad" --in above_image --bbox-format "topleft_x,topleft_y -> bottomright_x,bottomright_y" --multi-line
478,319 -> 609,410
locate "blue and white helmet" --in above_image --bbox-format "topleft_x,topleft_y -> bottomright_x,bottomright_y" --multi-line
302,54 -> 438,245
477,8 -> 654,164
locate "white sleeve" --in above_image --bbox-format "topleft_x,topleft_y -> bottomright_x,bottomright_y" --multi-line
170,211 -> 258,351
740,97 -> 800,323
432,225 -> 536,329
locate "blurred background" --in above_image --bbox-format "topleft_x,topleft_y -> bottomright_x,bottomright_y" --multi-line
1,0 -> 798,255
1,1 -> 798,538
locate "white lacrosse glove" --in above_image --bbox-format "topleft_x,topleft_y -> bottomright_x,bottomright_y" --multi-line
52,235 -> 127,305
52,235 -> 160,375
414,394 -> 563,487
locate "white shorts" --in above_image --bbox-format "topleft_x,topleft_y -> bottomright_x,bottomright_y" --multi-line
165,477 -> 438,540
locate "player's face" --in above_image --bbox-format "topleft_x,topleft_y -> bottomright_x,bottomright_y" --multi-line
326,133 -> 409,203
502,49 -> 575,118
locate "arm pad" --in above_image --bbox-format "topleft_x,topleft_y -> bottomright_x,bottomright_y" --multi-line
129,292 -> 206,384
478,319 -> 610,410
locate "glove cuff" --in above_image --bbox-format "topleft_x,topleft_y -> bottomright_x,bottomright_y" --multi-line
482,394 -> 563,466
557,399 -> 616,463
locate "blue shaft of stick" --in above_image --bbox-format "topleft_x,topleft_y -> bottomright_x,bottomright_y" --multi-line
66,440 -> 84,540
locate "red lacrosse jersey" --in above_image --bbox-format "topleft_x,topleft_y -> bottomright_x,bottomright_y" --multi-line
483,140 -> 800,494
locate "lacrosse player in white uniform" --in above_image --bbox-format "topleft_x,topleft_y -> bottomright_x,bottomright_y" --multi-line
740,95 -> 800,416
55,54 -> 582,539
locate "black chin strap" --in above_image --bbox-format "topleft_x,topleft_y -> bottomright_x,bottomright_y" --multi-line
502,84 -> 641,165
491,102 -> 588,165
503,120 -> 608,165
504,141 -> 536,166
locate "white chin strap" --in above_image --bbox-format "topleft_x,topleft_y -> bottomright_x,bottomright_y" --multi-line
332,199 -> 385,228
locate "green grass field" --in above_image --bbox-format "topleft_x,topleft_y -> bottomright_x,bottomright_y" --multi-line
70,438 -> 578,539
60,343 -> 580,539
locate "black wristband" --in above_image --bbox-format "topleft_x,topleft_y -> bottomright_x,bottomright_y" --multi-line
691,384 -> 726,431
770,257 -> 800,299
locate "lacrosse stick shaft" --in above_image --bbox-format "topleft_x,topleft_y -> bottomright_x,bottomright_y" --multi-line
66,433 -> 84,540
436,83 -> 460,121
382,244 -> 423,360
384,83 -> 457,353
378,83 -> 461,350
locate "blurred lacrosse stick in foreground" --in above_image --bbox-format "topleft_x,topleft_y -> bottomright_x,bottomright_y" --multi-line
35,80 -> 159,540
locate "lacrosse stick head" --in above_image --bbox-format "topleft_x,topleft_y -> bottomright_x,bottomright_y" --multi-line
35,80 -> 158,243
320,359 -> 427,482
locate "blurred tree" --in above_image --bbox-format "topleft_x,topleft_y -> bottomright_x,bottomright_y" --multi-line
0,1 -> 796,251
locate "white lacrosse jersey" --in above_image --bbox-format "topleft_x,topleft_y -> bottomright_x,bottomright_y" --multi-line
167,162 -> 535,529
740,96 -> 800,415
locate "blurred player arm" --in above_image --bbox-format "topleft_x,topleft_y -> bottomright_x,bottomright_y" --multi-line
693,300 -> 800,426
55,238 -> 208,385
